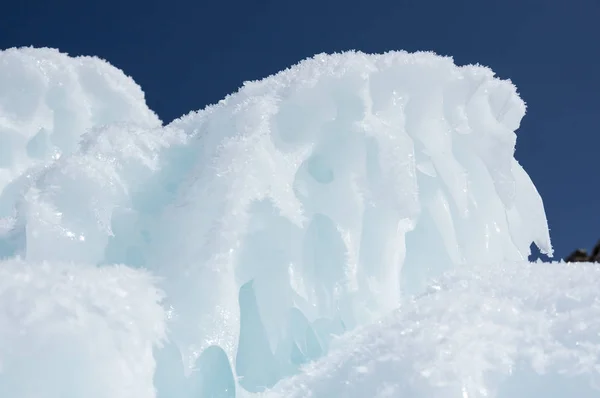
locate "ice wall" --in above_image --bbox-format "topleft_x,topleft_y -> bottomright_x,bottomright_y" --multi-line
264,261 -> 600,398
0,48 -> 555,397
148,51 -> 552,379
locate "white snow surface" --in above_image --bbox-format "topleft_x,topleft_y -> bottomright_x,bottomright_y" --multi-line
0,259 -> 165,398
264,261 -> 600,398
0,47 -> 591,398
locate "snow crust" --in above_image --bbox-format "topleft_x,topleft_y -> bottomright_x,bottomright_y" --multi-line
0,47 -> 577,398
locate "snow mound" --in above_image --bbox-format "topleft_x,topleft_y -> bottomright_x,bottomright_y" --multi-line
265,261 -> 600,398
0,259 -> 165,398
0,48 -> 556,397
0,47 -> 160,222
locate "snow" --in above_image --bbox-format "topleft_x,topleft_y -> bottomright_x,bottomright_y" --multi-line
0,46 -> 593,398
0,259 -> 165,398
0,47 -> 160,225
263,261 -> 600,398
148,51 -> 552,378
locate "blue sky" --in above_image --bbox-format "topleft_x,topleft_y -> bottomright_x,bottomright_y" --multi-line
2,0 -> 598,259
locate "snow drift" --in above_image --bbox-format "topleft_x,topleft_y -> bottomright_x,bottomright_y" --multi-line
264,261 -> 600,398
0,47 -> 574,398
0,259 -> 165,398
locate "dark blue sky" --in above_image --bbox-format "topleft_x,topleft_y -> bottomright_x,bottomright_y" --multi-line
2,0 -> 599,259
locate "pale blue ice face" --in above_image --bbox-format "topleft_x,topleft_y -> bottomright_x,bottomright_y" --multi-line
3,46 -> 597,398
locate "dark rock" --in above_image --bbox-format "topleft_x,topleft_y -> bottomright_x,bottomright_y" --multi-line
590,240 -> 600,262
564,241 -> 600,263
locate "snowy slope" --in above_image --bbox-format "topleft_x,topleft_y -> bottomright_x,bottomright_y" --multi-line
0,47 -> 590,398
264,261 -> 600,398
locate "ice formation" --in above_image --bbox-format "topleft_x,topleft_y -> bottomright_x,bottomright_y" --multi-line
3,46 -> 593,398
0,47 -> 160,229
